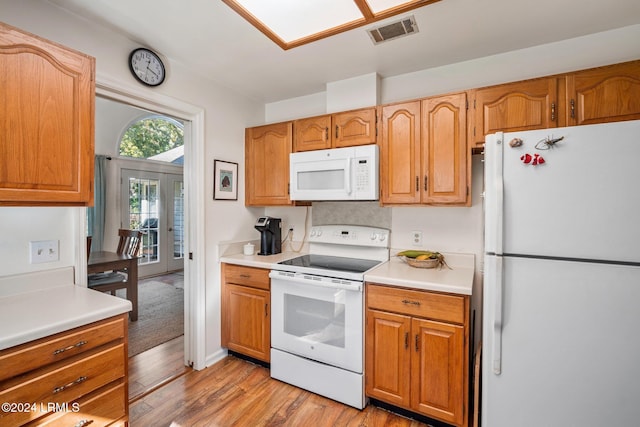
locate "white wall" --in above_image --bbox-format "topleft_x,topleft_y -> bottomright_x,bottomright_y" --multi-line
0,0 -> 263,362
262,25 -> 640,351
2,1 -> 639,364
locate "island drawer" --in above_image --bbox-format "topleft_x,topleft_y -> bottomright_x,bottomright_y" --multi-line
0,315 -> 125,382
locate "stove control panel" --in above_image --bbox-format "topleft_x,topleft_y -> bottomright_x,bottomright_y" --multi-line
308,225 -> 390,248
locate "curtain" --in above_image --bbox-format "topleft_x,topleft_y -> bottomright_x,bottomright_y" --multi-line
88,155 -> 108,251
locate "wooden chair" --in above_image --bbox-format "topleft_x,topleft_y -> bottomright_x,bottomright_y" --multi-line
88,229 -> 143,292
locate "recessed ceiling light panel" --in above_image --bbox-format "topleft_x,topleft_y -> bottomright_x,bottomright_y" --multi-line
223,0 -> 440,49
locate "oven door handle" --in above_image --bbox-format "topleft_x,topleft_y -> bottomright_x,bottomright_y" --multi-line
269,271 -> 362,292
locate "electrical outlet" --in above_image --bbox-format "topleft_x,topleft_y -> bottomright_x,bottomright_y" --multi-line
411,231 -> 422,246
30,240 -> 59,263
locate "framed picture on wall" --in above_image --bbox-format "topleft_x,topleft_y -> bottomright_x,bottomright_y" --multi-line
213,159 -> 238,200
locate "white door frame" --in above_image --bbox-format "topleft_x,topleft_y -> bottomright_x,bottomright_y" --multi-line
77,75 -> 207,370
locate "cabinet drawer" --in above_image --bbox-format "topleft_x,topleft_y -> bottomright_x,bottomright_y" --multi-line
0,344 -> 125,426
223,264 -> 270,290
0,315 -> 125,382
24,383 -> 126,427
367,284 -> 465,324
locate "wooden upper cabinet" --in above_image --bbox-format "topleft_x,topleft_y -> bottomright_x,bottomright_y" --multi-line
0,22 -> 95,206
567,60 -> 640,126
333,108 -> 377,148
422,93 -> 468,205
469,77 -> 560,145
294,115 -> 332,151
380,96 -> 469,206
293,107 -> 376,152
379,101 -> 421,204
245,122 -> 292,206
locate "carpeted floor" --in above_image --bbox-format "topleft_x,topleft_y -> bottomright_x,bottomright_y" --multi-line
117,279 -> 184,357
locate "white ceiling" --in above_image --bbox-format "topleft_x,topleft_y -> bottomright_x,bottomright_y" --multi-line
48,0 -> 640,103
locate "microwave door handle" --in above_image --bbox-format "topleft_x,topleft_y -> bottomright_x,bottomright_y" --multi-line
345,157 -> 352,195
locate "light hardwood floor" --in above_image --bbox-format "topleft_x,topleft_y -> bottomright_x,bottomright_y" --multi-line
129,353 -> 432,427
127,271 -> 433,426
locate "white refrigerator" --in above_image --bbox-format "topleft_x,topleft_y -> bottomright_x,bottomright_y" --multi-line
482,120 -> 640,427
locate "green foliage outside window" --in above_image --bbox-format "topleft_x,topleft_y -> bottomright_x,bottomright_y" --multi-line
119,117 -> 184,158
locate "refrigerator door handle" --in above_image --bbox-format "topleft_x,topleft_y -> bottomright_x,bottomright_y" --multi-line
493,255 -> 504,375
494,133 -> 504,255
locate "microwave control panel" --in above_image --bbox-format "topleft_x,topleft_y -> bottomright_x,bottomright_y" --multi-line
355,159 -> 370,192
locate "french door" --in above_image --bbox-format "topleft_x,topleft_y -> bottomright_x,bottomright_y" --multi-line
121,169 -> 184,277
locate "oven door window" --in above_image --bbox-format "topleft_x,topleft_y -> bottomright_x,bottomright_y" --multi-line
271,277 -> 363,373
284,293 -> 345,348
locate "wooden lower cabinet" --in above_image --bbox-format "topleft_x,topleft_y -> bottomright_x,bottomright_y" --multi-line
221,263 -> 271,362
0,314 -> 128,427
366,283 -> 469,427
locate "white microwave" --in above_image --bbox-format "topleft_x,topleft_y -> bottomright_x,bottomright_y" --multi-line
289,144 -> 379,201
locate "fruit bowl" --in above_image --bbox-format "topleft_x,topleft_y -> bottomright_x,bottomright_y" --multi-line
402,256 -> 441,269
396,250 -> 450,269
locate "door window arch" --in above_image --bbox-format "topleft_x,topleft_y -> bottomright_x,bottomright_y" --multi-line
119,115 -> 184,164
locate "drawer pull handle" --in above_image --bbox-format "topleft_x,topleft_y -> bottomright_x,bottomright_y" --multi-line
401,299 -> 421,306
404,332 -> 409,349
53,376 -> 87,394
75,420 -> 94,427
53,340 -> 87,355
239,274 -> 251,278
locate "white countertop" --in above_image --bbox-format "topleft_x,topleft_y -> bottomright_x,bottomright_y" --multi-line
0,283 -> 132,350
220,250 -> 474,296
220,250 -> 305,269
364,254 -> 475,295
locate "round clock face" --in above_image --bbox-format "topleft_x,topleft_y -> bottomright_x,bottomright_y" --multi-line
129,48 -> 166,86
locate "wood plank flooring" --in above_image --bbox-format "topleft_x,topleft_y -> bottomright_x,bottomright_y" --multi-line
127,271 -> 432,426
129,355 -> 431,427
129,335 -> 189,402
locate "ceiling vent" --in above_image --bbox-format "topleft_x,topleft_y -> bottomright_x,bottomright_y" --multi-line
368,16 -> 419,44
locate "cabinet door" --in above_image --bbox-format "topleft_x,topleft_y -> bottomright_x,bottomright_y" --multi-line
333,108 -> 377,148
411,318 -> 464,426
245,122 -> 292,206
567,60 -> 640,126
470,77 -> 560,145
380,101 -> 421,204
422,93 -> 468,205
222,283 -> 270,362
294,115 -> 331,151
0,22 -> 95,206
365,309 -> 411,408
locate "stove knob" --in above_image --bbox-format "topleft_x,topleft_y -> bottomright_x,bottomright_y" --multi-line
370,233 -> 378,241
316,230 -> 323,237
379,234 -> 387,242
310,229 -> 317,237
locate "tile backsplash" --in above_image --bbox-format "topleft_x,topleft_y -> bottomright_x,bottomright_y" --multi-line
312,201 -> 391,229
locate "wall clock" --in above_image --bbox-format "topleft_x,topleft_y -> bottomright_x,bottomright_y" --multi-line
128,48 -> 166,87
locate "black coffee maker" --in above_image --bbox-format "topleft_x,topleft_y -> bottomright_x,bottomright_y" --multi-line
254,216 -> 282,255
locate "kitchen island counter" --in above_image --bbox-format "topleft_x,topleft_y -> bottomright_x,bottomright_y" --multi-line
365,252 -> 474,295
0,269 -> 131,350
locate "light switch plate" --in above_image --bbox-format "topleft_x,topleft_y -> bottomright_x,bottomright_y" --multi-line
29,240 -> 59,263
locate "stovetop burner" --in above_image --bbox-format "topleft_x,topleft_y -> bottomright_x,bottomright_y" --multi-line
278,254 -> 381,275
